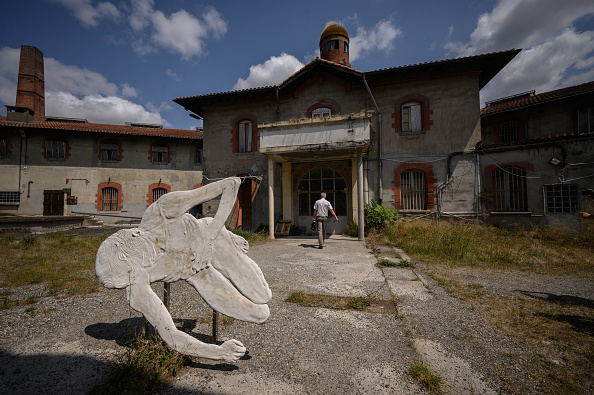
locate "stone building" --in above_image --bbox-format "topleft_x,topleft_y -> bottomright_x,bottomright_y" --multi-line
479,81 -> 594,227
174,24 -> 519,237
0,46 -> 203,226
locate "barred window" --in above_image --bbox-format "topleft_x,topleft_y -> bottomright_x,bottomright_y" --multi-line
46,140 -> 65,159
401,170 -> 427,210
152,187 -> 167,203
498,121 -> 519,143
492,167 -> 527,211
545,184 -> 578,213
102,187 -> 118,211
0,191 -> 20,203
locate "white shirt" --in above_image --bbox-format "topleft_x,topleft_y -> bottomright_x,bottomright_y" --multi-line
313,198 -> 333,217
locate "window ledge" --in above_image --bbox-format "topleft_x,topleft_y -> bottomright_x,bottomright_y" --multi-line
489,211 -> 532,216
401,130 -> 426,138
0,202 -> 20,206
401,210 -> 431,214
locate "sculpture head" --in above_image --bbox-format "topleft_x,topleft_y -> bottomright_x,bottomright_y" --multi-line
95,228 -> 157,288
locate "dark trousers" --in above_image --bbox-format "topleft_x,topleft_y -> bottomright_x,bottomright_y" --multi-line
316,216 -> 328,246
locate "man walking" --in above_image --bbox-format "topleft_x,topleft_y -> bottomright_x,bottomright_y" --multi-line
313,193 -> 339,249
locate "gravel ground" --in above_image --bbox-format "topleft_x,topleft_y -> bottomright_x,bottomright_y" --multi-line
0,230 -> 592,394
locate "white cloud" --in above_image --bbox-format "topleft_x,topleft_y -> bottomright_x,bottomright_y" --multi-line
166,69 -> 181,81
349,19 -> 402,63
444,0 -> 594,104
128,0 -> 227,59
51,0 -> 121,27
46,92 -> 165,125
233,53 -> 304,90
0,46 -> 164,126
120,83 -> 138,97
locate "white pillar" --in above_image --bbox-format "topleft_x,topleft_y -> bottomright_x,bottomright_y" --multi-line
357,148 -> 365,240
268,155 -> 275,240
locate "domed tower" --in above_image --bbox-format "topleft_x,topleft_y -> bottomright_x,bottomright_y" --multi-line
319,23 -> 350,67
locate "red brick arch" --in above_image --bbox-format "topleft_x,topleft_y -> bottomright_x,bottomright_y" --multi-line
392,162 -> 436,210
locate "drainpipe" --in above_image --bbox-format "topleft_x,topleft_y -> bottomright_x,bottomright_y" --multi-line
18,129 -> 26,197
362,74 -> 382,203
275,87 -> 280,122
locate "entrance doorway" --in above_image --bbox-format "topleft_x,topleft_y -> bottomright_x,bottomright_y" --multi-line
234,178 -> 255,230
43,190 -> 64,216
297,166 -> 348,233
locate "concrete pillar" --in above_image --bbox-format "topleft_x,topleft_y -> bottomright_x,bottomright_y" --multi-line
281,162 -> 292,221
268,155 -> 275,240
357,148 -> 365,240
351,157 -> 358,223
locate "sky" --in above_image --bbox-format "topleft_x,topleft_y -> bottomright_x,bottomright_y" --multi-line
0,0 -> 593,130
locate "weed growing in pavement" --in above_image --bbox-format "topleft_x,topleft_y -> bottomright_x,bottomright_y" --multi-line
411,361 -> 442,393
88,328 -> 189,395
286,291 -> 306,304
378,258 -> 415,268
346,296 -> 371,310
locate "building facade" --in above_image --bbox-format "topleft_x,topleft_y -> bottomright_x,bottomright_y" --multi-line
479,81 -> 594,228
0,46 -> 203,225
175,24 -> 519,236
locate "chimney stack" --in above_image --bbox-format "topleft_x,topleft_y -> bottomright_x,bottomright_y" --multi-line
15,45 -> 45,122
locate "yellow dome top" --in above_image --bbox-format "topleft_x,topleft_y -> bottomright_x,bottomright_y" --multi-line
320,23 -> 349,43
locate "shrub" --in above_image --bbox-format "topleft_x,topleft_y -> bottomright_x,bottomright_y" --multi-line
345,221 -> 358,237
364,200 -> 399,231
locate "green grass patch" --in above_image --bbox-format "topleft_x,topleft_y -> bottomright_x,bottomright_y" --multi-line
367,219 -> 594,278
411,361 -> 442,393
0,231 -> 110,304
286,291 -> 375,312
230,228 -> 268,244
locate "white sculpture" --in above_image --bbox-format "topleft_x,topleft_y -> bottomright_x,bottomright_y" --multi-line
95,177 -> 271,363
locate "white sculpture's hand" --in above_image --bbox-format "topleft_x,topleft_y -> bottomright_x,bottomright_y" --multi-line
220,339 -> 246,363
191,239 -> 214,273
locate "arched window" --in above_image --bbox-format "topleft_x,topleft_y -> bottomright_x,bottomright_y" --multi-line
400,170 -> 426,210
102,187 -> 119,211
492,166 -> 527,211
298,166 -> 347,216
311,107 -> 332,118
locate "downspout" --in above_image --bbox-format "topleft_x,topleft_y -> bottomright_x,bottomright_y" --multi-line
18,129 -> 26,197
362,74 -> 382,203
275,86 -> 280,122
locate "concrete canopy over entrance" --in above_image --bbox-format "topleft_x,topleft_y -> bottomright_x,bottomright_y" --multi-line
259,113 -> 369,239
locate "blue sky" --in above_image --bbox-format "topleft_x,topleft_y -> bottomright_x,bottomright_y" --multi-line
1,0 -> 593,130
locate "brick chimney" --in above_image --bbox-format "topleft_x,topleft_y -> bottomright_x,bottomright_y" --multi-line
14,45 -> 45,122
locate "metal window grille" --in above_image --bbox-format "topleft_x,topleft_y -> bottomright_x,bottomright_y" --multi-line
153,187 -> 167,203
152,146 -> 168,163
545,184 -> 578,213
101,143 -> 119,161
102,187 -> 118,211
499,121 -> 519,143
46,140 -> 65,159
0,191 -> 20,203
400,170 -> 426,210
492,167 -> 527,211
238,121 -> 252,153
311,107 -> 332,117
